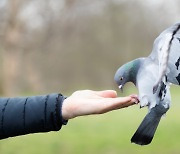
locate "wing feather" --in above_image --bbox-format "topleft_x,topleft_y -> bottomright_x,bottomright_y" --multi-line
149,23 -> 180,93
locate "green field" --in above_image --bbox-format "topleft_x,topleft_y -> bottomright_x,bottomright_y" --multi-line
1,86 -> 180,154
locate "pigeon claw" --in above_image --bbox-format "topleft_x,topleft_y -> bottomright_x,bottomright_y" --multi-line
140,104 -> 148,108
140,105 -> 144,109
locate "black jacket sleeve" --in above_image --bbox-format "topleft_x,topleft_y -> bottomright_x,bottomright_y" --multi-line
0,93 -> 67,140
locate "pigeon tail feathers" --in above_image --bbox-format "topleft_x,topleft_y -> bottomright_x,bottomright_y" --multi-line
131,104 -> 169,145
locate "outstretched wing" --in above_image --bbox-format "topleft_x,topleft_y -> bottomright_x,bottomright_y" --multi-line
149,22 -> 180,93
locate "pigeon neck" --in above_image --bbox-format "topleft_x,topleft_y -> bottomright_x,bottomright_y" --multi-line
129,58 -> 142,85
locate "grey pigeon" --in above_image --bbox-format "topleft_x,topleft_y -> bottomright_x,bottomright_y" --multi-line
114,22 -> 180,145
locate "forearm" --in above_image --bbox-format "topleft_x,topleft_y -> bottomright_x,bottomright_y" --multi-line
0,93 -> 67,140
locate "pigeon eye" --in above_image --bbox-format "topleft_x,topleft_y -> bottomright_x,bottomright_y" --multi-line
120,77 -> 123,81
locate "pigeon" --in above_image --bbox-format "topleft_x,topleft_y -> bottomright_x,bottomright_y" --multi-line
114,22 -> 180,145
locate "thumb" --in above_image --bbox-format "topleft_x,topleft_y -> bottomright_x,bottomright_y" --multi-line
95,90 -> 117,98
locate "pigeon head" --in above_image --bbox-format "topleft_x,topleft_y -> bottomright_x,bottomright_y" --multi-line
114,59 -> 141,91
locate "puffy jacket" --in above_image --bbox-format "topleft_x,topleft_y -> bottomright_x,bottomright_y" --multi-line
0,93 -> 67,139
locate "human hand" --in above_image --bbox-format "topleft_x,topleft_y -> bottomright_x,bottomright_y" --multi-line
62,90 -> 139,120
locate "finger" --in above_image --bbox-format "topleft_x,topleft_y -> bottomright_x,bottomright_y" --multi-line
129,94 -> 138,98
119,99 -> 137,108
129,95 -> 139,104
115,97 -> 140,109
95,90 -> 117,98
96,96 -> 133,113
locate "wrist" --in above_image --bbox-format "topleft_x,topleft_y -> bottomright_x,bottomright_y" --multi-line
60,96 -> 69,125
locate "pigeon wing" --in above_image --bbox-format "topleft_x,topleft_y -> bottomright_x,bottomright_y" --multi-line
149,23 -> 180,93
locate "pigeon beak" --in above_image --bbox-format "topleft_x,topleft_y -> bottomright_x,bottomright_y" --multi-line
118,85 -> 123,92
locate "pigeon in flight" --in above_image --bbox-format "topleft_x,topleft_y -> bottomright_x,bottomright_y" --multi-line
114,22 -> 180,145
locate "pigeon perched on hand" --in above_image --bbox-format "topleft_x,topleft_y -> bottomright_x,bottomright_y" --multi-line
114,22 -> 180,145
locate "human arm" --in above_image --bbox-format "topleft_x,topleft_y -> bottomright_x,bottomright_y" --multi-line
0,90 -> 138,140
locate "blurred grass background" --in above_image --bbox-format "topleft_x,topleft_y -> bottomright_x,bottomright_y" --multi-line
0,85 -> 180,154
1,0 -> 180,153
